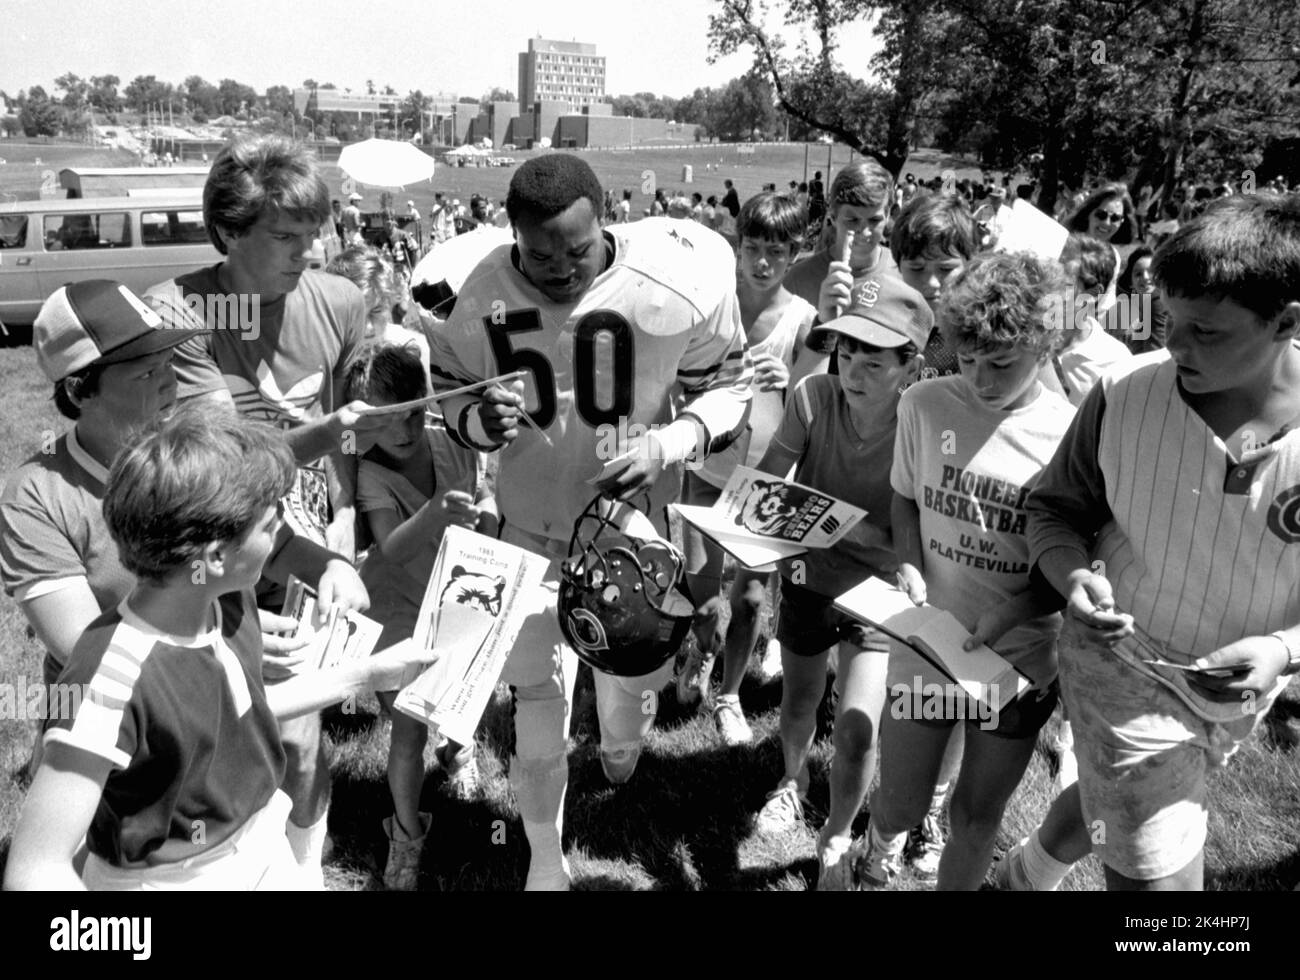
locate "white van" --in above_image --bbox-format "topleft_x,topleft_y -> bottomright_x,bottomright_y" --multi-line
0,194 -> 221,328
0,194 -> 341,328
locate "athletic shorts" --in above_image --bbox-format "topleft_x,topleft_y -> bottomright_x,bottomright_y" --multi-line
1058,620 -> 1287,881
777,579 -> 889,657
82,790 -> 305,890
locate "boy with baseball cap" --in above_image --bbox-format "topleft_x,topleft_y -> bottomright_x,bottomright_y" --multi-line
747,275 -> 933,890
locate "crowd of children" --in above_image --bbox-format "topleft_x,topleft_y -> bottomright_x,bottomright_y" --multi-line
3,135 -> 1297,892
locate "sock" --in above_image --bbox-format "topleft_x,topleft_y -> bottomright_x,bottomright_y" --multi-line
819,832 -> 852,858
286,813 -> 330,890
716,693 -> 740,706
928,781 -> 951,817
522,819 -> 569,886
1021,827 -> 1072,891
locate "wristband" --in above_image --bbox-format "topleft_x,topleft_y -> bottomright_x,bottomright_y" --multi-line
456,403 -> 500,453
647,419 -> 702,465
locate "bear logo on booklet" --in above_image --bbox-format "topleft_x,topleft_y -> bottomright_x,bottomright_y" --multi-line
1266,485 -> 1300,544
440,566 -> 507,617
566,607 -> 610,653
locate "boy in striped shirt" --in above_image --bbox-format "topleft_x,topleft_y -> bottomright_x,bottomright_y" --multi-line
1002,193 -> 1300,890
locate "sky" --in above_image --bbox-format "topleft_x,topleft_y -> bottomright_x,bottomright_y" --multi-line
1,0 -> 882,101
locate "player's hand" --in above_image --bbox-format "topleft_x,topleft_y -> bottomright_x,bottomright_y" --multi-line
440,490 -> 480,530
817,261 -> 854,324
594,435 -> 665,501
315,558 -> 370,627
259,610 -> 309,680
896,563 -> 927,605
477,378 -> 526,445
1064,569 -> 1134,646
324,511 -> 357,565
365,639 -> 437,692
1184,634 -> 1289,703
752,352 -> 790,392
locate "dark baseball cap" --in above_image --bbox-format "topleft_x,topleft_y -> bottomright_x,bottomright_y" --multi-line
35,280 -> 206,383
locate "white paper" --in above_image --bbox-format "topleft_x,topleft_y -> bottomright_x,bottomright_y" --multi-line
394,526 -> 547,745
279,576 -> 383,672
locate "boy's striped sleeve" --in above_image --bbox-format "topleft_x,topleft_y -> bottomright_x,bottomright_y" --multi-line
1026,382 -> 1115,569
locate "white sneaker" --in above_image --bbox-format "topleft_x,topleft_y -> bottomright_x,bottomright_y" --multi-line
856,823 -> 904,890
381,812 -> 431,891
600,743 -> 642,784
713,695 -> 753,745
524,854 -> 572,891
816,835 -> 859,891
906,810 -> 945,880
754,784 -> 806,835
676,634 -> 716,709
757,638 -> 783,682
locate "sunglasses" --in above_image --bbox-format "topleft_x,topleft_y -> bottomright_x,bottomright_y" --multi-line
1093,211 -> 1125,223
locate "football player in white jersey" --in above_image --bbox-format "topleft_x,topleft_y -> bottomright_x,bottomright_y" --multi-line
427,154 -> 753,890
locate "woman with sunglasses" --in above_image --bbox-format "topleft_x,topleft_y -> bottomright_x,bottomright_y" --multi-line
1065,184 -> 1140,318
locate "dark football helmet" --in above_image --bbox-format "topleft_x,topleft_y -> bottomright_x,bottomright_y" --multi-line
557,496 -> 694,677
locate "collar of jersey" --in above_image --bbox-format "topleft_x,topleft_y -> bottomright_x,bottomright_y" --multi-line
67,427 -> 110,486
118,595 -> 223,649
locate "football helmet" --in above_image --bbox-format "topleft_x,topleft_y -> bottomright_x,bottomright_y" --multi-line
558,495 -> 695,677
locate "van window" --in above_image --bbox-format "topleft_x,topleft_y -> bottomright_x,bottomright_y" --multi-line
0,214 -> 27,248
142,209 -> 208,246
43,212 -> 132,251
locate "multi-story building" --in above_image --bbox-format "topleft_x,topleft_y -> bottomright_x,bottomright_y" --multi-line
518,37 -> 606,110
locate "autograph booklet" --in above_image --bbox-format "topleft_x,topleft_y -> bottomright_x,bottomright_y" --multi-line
394,526 -> 547,745
670,465 -> 866,571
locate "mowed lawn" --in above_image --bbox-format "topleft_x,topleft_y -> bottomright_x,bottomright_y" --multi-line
0,344 -> 1297,890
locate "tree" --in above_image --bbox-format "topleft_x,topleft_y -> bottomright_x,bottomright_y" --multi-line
124,74 -> 176,114
17,86 -> 61,137
88,75 -> 122,113
183,75 -> 219,120
264,85 -> 294,118
709,73 -> 780,140
483,87 -> 516,103
708,0 -> 913,171
399,90 -> 432,138
216,78 -> 258,117
54,72 -> 89,111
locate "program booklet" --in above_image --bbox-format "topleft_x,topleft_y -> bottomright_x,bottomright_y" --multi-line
670,465 -> 866,572
394,526 -> 547,745
279,576 -> 384,672
833,576 -> 1032,714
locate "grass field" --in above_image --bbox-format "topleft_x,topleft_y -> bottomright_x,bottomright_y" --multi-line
0,137 -> 987,226
0,336 -> 1297,890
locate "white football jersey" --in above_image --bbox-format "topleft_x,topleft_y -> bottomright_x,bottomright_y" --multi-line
427,218 -> 752,541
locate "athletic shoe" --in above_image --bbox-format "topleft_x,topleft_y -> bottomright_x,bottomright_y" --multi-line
713,695 -> 753,745
816,835 -> 859,891
757,638 -> 783,682
600,743 -> 642,784
381,811 -> 431,892
524,854 -> 572,892
856,823 -> 904,890
437,740 -> 481,800
906,811 -> 945,880
676,634 -> 716,708
994,838 -> 1034,891
754,784 -> 806,835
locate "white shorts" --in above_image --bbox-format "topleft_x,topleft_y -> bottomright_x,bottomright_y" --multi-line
1058,621 -> 1285,881
82,790 -> 305,891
